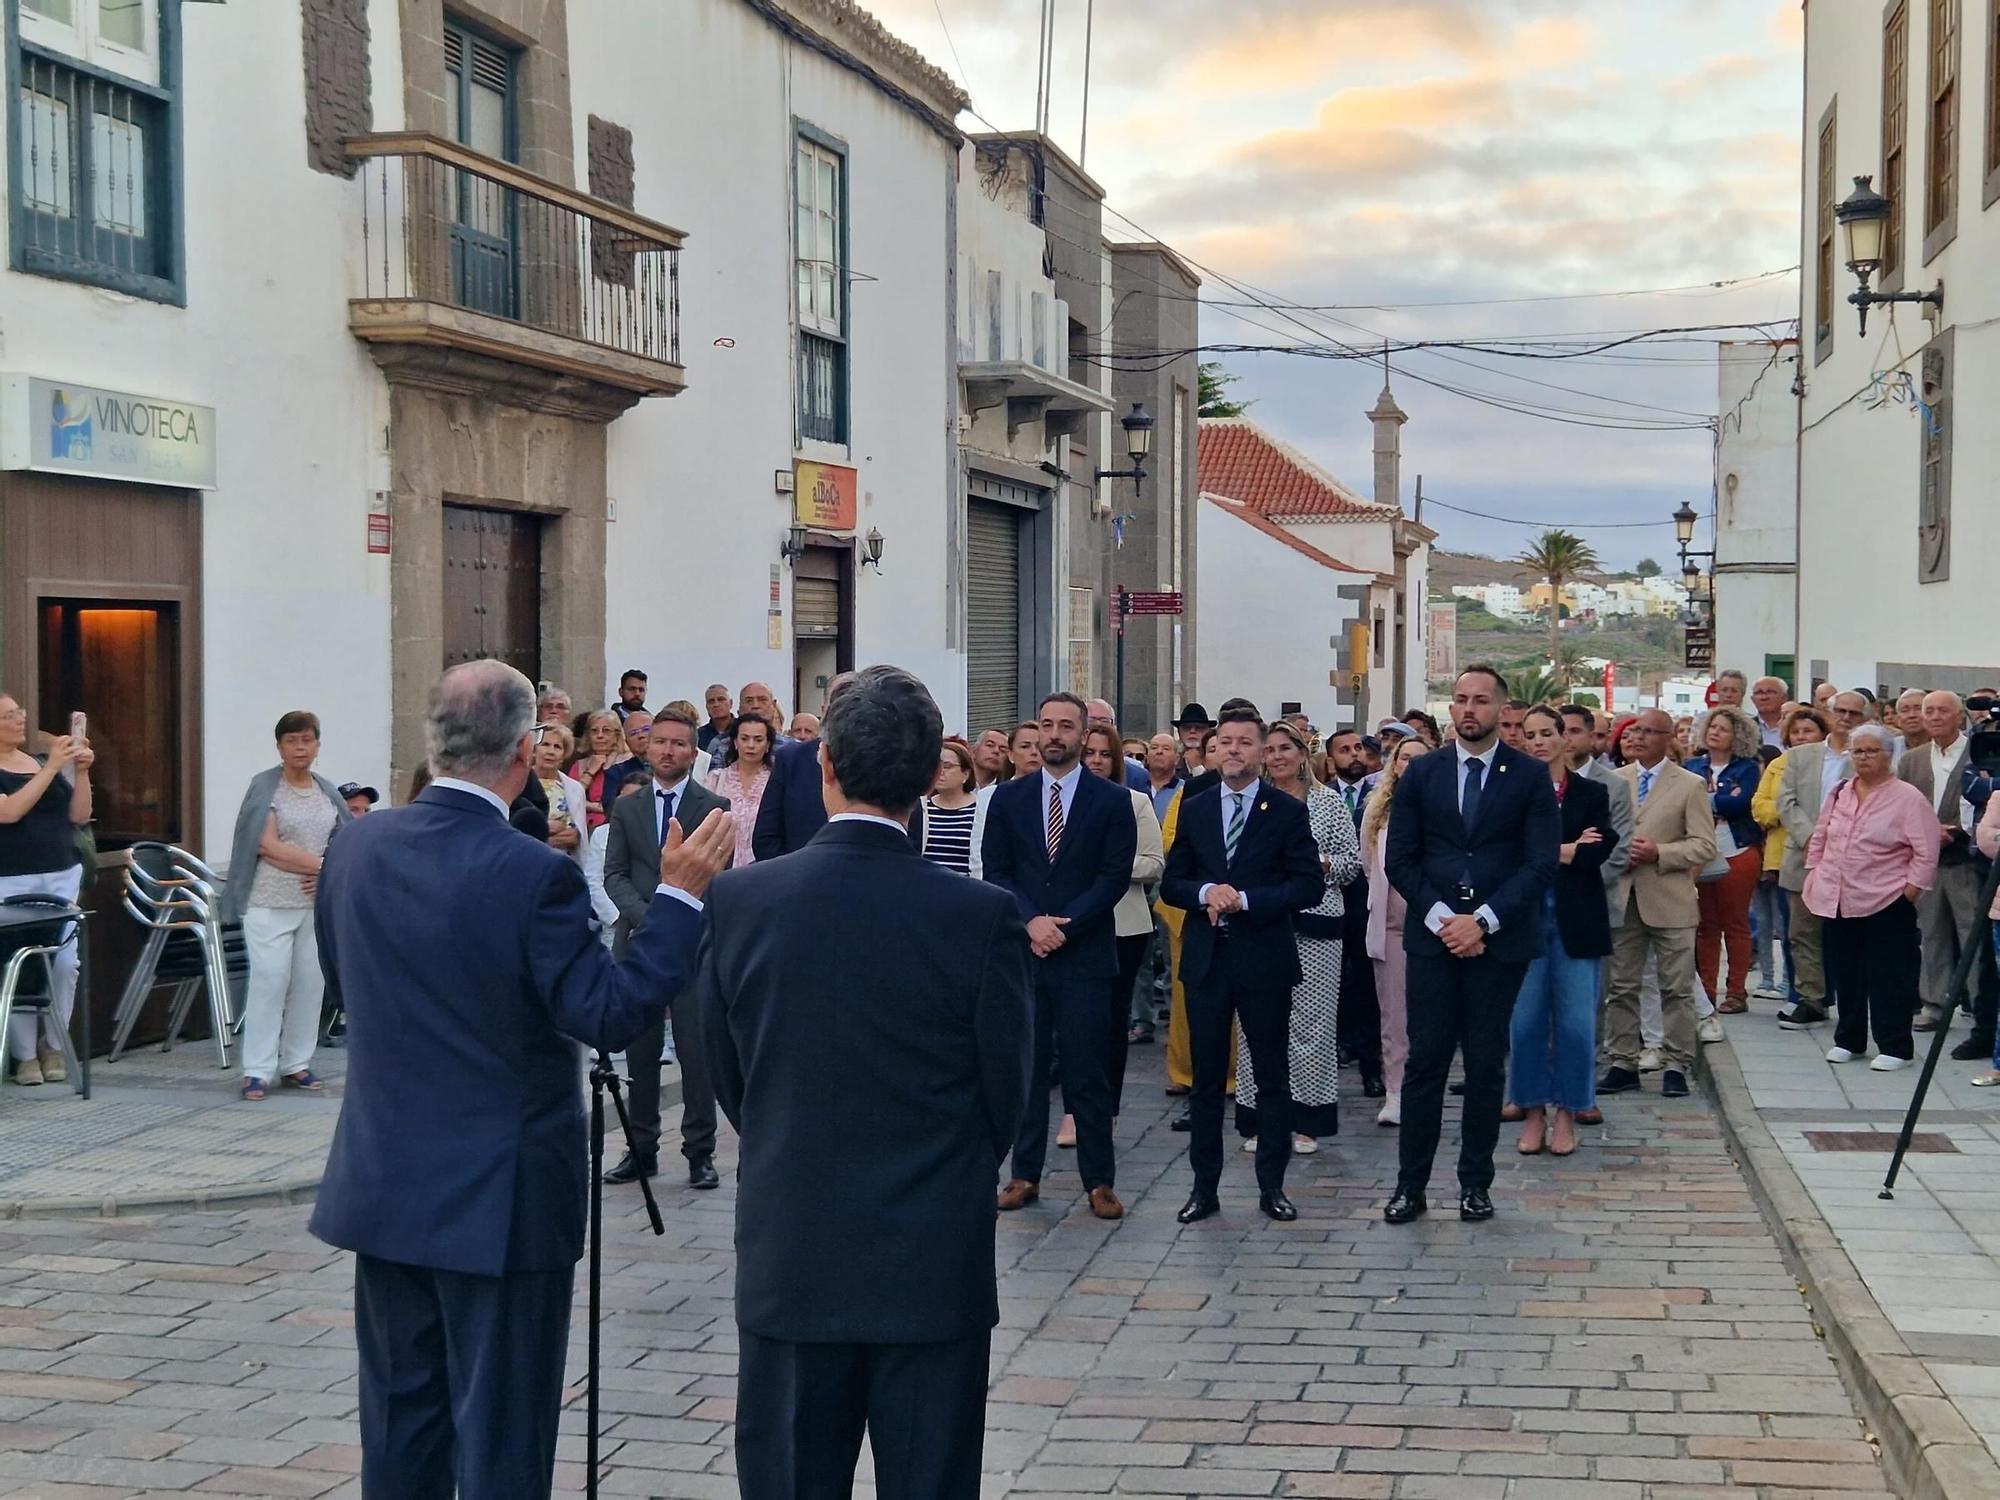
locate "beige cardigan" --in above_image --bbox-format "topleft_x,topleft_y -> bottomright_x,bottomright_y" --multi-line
1114,788 -> 1167,937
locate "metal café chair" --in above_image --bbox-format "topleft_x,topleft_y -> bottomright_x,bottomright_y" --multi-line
107,843 -> 242,1070
0,895 -> 86,1098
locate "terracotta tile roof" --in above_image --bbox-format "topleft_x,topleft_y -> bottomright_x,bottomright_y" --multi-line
1197,418 -> 1397,522
1202,493 -> 1374,576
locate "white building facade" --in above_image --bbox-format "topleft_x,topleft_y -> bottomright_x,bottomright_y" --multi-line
1798,0 -> 2000,696
1712,339 -> 1801,691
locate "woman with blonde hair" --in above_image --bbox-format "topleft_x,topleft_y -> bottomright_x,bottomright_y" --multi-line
1689,704 -> 1766,1013
1233,718 -> 1362,1152
568,709 -> 631,832
1361,733 -> 1429,1126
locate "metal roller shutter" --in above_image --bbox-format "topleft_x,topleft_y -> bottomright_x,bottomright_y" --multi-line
793,577 -> 841,639
966,499 -> 1022,735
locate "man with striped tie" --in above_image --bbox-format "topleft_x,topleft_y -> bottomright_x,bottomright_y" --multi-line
982,692 -> 1138,1220
1160,705 -> 1325,1223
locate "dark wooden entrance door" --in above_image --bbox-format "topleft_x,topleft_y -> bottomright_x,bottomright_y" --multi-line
443,504 -> 542,679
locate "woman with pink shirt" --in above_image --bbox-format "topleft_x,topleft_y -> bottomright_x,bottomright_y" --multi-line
704,712 -> 773,869
1803,724 -> 1939,1070
1361,736 -> 1427,1127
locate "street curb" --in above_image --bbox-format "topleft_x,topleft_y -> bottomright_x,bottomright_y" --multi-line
1702,1036 -> 2000,1500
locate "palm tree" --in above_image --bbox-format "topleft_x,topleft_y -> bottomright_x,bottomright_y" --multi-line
1515,529 -> 1601,667
1514,645 -> 1592,705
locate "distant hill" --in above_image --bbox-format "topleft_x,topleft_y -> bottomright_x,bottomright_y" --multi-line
1429,549 -> 1629,595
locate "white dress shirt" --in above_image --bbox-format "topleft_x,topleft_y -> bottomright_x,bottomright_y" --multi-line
830,811 -> 910,834
1930,736 -> 1965,817
1041,763 -> 1084,828
1423,741 -> 1503,938
650,774 -> 693,846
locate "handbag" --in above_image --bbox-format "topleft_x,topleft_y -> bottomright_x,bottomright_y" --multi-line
1695,846 -> 1732,883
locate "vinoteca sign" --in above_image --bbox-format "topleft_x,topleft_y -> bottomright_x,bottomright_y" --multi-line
0,375 -> 218,490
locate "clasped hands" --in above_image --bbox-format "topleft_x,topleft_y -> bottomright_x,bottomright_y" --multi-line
1438,913 -> 1486,959
1202,883 -> 1244,926
1026,914 -> 1071,957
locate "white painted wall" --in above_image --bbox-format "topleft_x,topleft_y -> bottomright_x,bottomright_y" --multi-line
1799,1 -> 2000,692
1195,502 -> 1368,731
1713,340 -> 1799,683
578,0 -> 962,727
0,2 -> 404,856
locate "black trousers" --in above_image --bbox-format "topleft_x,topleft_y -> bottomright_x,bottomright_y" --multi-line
1826,900 -> 1920,1061
1011,971 -> 1116,1189
1398,949 -> 1529,1197
1188,956 -> 1293,1193
1107,933 -> 1151,1114
628,989 -> 715,1164
736,1328 -> 990,1500
353,1252 -> 574,1500
1337,877 -> 1381,1071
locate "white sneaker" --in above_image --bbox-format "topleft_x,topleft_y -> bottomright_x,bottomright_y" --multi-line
1638,1046 -> 1663,1072
1377,1093 -> 1401,1127
1293,1134 -> 1318,1154
1826,1046 -> 1856,1063
1869,1054 -> 1914,1072
1241,1136 -> 1258,1152
1752,984 -> 1787,1000
1697,1016 -> 1726,1045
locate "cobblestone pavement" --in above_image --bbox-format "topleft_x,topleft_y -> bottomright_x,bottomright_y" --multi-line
0,1043 -> 1895,1498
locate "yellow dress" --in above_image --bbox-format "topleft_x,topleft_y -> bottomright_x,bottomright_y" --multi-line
1752,754 -> 1787,872
1156,787 -> 1234,1092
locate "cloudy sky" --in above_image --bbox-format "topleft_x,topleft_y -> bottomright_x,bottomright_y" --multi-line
872,0 -> 1804,566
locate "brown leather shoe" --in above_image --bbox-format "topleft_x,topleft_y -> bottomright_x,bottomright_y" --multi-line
1088,1186 -> 1125,1220
1499,1102 -> 1525,1122
996,1179 -> 1039,1212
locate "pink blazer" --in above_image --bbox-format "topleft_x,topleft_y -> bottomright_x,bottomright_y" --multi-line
1365,824 -> 1407,962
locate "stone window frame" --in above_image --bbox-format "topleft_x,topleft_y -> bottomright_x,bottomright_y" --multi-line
1920,0 -> 1961,264
400,0 -> 573,187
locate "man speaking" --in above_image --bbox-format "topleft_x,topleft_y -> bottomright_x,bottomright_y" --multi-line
309,660 -> 733,1499
700,665 -> 1034,1499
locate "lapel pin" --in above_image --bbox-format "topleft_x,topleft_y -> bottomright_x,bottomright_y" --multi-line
1259,800 -> 1268,812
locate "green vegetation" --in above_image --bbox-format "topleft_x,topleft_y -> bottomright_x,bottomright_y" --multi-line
1514,530 -> 1602,696
1198,362 -> 1251,419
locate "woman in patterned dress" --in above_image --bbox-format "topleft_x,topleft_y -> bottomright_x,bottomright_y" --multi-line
1234,719 -> 1363,1152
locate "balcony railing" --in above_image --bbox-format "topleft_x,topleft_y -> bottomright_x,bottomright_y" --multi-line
346,133 -> 685,404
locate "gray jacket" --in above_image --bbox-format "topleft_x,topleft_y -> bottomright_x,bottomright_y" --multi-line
222,767 -> 353,923
1775,741 -> 1849,893
1577,756 -> 1636,921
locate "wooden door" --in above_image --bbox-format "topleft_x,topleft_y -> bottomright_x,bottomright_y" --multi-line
442,503 -> 541,679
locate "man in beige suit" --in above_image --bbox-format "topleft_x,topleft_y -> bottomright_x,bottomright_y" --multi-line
1773,696 -> 1858,1028
1600,710 -> 1717,1099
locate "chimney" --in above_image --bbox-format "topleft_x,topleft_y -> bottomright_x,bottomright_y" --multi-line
1367,353 -> 1406,511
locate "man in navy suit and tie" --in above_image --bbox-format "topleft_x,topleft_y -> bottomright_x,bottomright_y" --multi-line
310,660 -> 734,1499
1160,706 -> 1325,1223
1384,665 -> 1559,1225
983,691 -> 1138,1220
699,665 -> 1033,1499
751,672 -> 925,859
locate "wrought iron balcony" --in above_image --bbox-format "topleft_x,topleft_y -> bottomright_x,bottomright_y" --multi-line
345,133 -> 687,417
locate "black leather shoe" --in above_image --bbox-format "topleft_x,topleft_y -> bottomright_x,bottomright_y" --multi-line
1259,1190 -> 1297,1222
1459,1189 -> 1495,1222
1177,1189 -> 1220,1224
1660,1069 -> 1690,1099
1952,1033 -> 1995,1061
1170,1108 -> 1193,1132
603,1151 -> 656,1185
1360,1063 -> 1387,1099
1597,1066 -> 1641,1094
1384,1190 -> 1427,1225
1447,1080 -> 1465,1096
688,1157 -> 720,1189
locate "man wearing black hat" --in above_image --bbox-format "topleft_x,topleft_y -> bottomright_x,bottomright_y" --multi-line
339,783 -> 379,818
1172,703 -> 1215,781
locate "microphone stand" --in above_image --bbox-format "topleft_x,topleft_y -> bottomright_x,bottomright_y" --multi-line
587,1051 -> 665,1499
1880,841 -> 2000,1199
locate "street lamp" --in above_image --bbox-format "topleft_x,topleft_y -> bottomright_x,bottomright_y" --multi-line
1673,501 -> 1699,548
860,526 -> 885,571
1834,175 -> 1943,336
1672,500 -> 1713,614
1094,403 -> 1154,495
780,519 -> 808,566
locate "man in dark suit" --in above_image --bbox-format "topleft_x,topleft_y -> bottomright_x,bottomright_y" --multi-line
983,691 -> 1138,1220
311,660 -> 733,1499
1160,706 -> 1325,1223
602,703 -> 730,1189
1325,727 -> 1385,1099
751,673 -> 924,860
699,665 -> 1032,1500
1384,665 -> 1559,1225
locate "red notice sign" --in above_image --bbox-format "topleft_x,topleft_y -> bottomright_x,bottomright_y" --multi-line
1122,591 -> 1184,616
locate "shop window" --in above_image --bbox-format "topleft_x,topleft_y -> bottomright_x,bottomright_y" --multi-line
37,599 -> 182,848
10,0 -> 180,300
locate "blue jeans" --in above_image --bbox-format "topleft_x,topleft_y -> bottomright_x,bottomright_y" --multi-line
1509,894 -> 1601,1112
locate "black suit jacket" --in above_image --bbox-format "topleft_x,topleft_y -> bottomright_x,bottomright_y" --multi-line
1385,743 -> 1560,965
980,768 -> 1138,981
699,819 -> 1033,1342
1159,780 -> 1325,992
751,736 -> 922,860
1549,772 -> 1617,960
310,786 -> 702,1276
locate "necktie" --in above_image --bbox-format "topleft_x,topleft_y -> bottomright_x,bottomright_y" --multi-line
1225,791 -> 1246,862
1345,784 -> 1359,816
1460,757 -> 1484,831
658,786 -> 678,841
1638,767 -> 1655,806
1046,781 -> 1064,862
